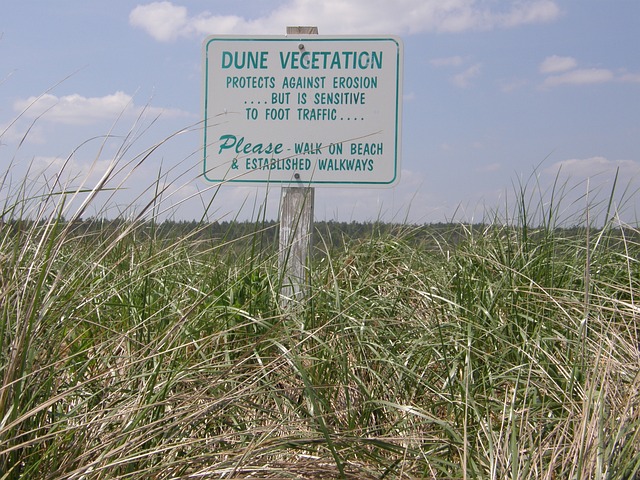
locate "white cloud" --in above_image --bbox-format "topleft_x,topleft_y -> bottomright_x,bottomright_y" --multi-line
452,63 -> 482,88
130,2 -> 192,42
496,0 -> 560,28
545,156 -> 640,179
13,92 -> 188,125
538,57 -> 639,89
431,56 -> 482,89
1,119 -> 46,145
31,155 -> 116,184
313,168 -> 431,222
542,68 -> 614,88
430,56 -> 465,68
129,0 -> 561,39
539,55 -> 577,73
499,78 -> 529,92
619,72 -> 640,83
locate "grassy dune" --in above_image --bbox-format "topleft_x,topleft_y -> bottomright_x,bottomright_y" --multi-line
1,145 -> 639,478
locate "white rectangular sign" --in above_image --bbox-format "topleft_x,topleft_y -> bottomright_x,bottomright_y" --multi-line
202,35 -> 403,186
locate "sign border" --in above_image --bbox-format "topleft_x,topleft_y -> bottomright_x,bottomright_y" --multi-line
202,34 -> 403,187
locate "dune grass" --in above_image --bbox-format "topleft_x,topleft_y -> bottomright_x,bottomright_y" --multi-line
1,137 -> 639,479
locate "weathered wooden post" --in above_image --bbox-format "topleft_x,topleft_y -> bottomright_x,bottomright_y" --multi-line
278,26 -> 318,310
278,184 -> 314,307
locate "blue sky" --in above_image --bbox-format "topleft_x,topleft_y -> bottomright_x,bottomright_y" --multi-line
1,1 -> 639,225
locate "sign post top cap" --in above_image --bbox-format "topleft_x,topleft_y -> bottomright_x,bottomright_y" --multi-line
286,26 -> 319,35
